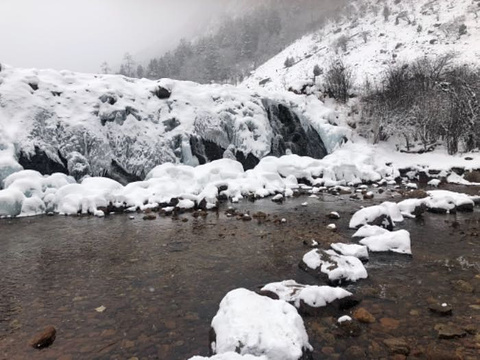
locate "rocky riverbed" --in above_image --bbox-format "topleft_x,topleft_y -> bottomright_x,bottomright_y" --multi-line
0,185 -> 479,359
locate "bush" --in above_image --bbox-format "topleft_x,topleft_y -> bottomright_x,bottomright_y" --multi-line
284,57 -> 295,68
360,54 -> 480,154
324,58 -> 354,103
459,24 -> 467,36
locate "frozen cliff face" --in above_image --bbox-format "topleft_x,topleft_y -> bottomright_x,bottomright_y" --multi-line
0,66 -> 347,183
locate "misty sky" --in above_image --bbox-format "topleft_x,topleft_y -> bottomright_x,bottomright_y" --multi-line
0,0 -> 234,73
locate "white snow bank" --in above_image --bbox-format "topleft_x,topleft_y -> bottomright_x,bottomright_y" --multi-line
359,229 -> 411,255
261,280 -> 352,308
398,190 -> 476,217
352,225 -> 389,238
302,249 -> 368,283
211,288 -> 312,360
189,353 -> 267,360
330,243 -> 369,261
349,201 -> 403,229
0,188 -> 25,217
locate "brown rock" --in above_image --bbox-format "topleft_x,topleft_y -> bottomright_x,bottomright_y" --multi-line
402,189 -> 428,199
353,307 -> 376,323
380,317 -> 400,330
383,337 -> 410,355
343,345 -> 366,359
464,170 -> 480,183
425,344 -> 463,360
143,214 -> 157,220
436,324 -> 467,339
452,280 -> 474,293
29,325 -> 56,349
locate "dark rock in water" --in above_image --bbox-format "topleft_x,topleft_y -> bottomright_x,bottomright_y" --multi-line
335,319 -> 361,338
429,303 -> 452,316
370,214 -> 394,231
256,290 -> 280,300
30,326 -> 56,349
456,203 -> 474,212
343,346 -> 367,359
19,146 -> 68,175
452,280 -> 474,293
143,214 -> 157,220
435,324 -> 466,339
153,86 -> 171,99
383,337 -> 410,355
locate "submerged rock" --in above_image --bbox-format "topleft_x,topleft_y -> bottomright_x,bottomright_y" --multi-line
29,326 -> 56,349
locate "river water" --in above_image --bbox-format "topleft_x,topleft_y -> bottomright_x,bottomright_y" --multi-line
0,188 -> 479,359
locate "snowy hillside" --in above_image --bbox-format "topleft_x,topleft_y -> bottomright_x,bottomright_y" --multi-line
0,65 -> 346,185
244,0 -> 480,92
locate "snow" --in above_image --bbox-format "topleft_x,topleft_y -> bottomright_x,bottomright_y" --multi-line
428,179 -> 441,187
189,353 -> 267,360
359,229 -> 412,255
349,202 -> 404,229
330,243 -> 369,261
261,280 -> 352,309
338,316 -> 352,324
302,249 -> 368,283
210,288 -> 312,360
244,0 -> 480,93
352,225 -> 389,238
0,188 -> 25,217
0,64 -> 347,181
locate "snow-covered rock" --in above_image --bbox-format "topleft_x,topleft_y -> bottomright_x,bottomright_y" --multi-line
0,188 -> 25,217
189,353 -> 267,360
352,225 -> 389,238
210,288 -> 312,360
300,249 -> 368,284
0,65 -> 346,182
330,243 -> 369,262
359,229 -> 412,255
261,280 -> 352,310
349,202 -> 402,229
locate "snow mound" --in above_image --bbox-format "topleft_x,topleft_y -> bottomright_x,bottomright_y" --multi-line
189,353 -> 267,360
0,65 -> 347,181
330,243 -> 369,261
349,202 -> 403,229
398,190 -> 476,217
211,288 -> 312,360
359,229 -> 412,255
261,280 -> 352,308
301,249 -> 368,284
352,225 -> 389,238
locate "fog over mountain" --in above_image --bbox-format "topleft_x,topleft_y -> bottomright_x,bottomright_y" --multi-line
0,0 -> 255,73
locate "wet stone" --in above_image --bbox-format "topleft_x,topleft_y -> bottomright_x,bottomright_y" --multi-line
143,214 -> 157,220
380,317 -> 400,330
353,307 -> 375,323
29,325 -> 56,349
335,319 -> 361,338
343,345 -> 366,359
383,337 -> 410,356
436,324 -> 467,339
452,280 -> 474,293
429,303 -> 453,316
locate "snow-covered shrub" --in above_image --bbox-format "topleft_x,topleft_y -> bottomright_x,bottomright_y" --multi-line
360,54 -> 480,154
324,58 -> 354,103
284,57 -> 295,68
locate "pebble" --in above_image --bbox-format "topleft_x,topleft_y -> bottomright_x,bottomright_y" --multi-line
29,326 -> 56,349
429,303 -> 453,316
383,337 -> 410,355
353,307 -> 376,323
435,324 -> 467,339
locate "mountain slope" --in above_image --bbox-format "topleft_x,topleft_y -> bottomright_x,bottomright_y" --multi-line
244,0 -> 480,92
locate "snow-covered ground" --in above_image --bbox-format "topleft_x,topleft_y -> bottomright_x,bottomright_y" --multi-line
0,64 -> 345,185
243,0 -> 480,92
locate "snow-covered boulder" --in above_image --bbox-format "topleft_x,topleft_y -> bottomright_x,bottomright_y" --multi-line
210,288 -> 313,360
330,243 -> 369,262
349,202 -> 404,229
352,225 -> 389,238
189,353 -> 267,360
0,188 -> 25,217
300,249 -> 368,285
261,280 -> 356,315
359,229 -> 412,255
